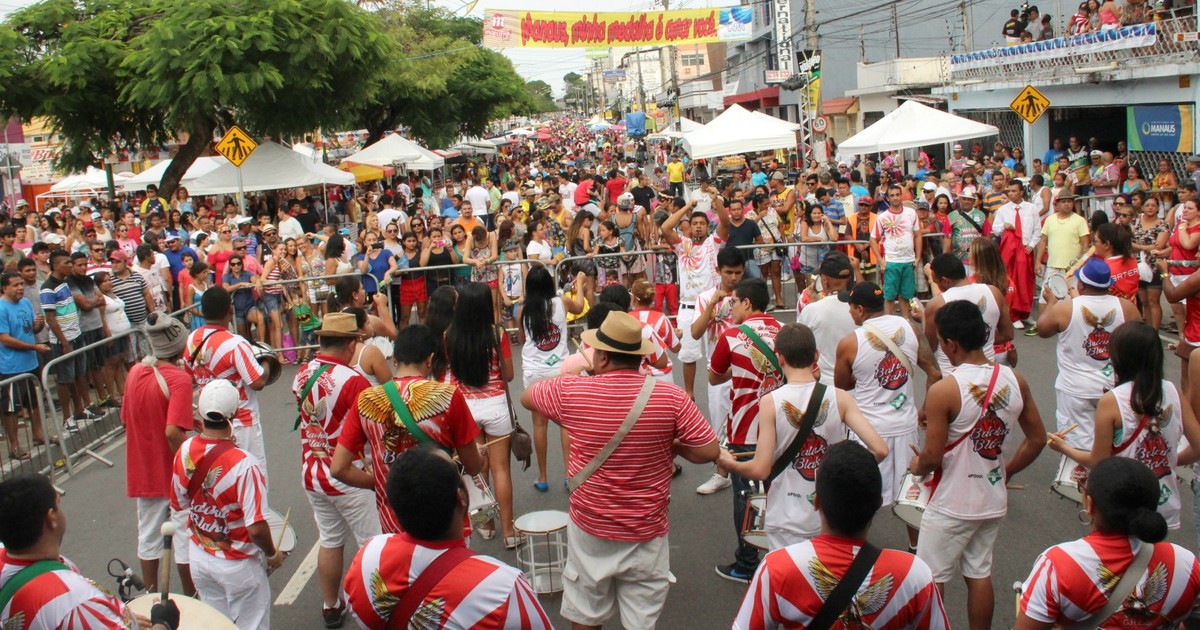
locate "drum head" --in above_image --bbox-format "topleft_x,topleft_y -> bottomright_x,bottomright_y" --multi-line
742,531 -> 770,551
127,594 -> 238,630
264,509 -> 297,553
748,494 -> 767,511
1047,275 -> 1069,300
891,504 -> 924,529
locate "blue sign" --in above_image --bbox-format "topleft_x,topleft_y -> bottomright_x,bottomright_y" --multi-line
1127,105 -> 1194,153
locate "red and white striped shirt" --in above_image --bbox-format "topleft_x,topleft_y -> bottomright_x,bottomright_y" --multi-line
182,326 -> 266,428
0,551 -> 133,630
292,355 -> 371,496
526,370 -> 716,542
344,533 -> 551,630
733,535 -> 950,629
337,376 -> 479,534
632,308 -> 679,377
1021,533 -> 1200,627
170,436 -> 269,560
709,314 -> 784,445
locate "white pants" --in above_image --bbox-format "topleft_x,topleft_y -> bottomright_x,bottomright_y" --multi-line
135,498 -> 190,564
707,380 -> 731,440
232,422 -> 267,487
561,522 -> 671,630
676,307 -> 703,364
1055,392 -> 1099,450
191,544 -> 270,630
306,488 -> 381,549
854,429 -> 921,505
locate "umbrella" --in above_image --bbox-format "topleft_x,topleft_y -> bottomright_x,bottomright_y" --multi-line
338,161 -> 395,183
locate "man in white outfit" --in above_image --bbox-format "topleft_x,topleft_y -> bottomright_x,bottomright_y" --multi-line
796,252 -> 856,386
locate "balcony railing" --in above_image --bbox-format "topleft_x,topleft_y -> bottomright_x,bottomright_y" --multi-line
949,15 -> 1199,82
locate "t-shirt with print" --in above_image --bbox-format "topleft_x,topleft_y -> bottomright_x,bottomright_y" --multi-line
873,206 -> 920,263
709,314 -> 784,445
124,363 -> 193,499
39,276 -> 81,343
171,436 -> 269,560
733,535 -> 950,630
0,297 -> 37,374
292,355 -> 372,496
521,298 -> 569,374
182,326 -> 266,427
675,234 -> 722,304
337,376 -> 479,534
949,209 -> 986,264
0,550 -> 135,630
696,287 -> 737,356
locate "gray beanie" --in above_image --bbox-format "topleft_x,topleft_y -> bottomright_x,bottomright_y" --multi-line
145,312 -> 188,359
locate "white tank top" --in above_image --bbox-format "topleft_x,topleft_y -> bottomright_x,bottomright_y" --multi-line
927,363 -> 1023,520
851,315 -> 920,437
522,297 -> 568,375
1112,380 -> 1184,529
1055,295 -> 1123,398
935,283 -> 999,375
351,344 -> 379,386
765,382 -> 842,547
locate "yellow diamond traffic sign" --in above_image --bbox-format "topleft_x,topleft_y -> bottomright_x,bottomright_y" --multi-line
215,126 -> 257,167
1010,85 -> 1050,124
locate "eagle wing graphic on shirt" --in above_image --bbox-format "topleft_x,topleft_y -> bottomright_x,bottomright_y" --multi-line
783,398 -> 830,429
370,569 -> 400,617
357,380 -> 457,451
1097,560 -> 1168,613
810,556 -> 894,623
864,326 -> 906,353
411,598 -> 449,630
3,612 -> 24,630
968,383 -> 1012,411
1081,307 -> 1118,329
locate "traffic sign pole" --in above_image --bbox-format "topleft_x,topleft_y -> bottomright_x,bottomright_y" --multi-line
237,167 -> 245,214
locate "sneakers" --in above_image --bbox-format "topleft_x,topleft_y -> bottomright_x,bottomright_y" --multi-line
715,563 -> 753,584
63,417 -> 79,433
1024,323 -> 1038,336
1012,320 -> 1025,330
696,473 -> 732,495
322,600 -> 346,629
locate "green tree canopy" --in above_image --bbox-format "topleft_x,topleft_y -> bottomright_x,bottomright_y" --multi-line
4,0 -> 392,198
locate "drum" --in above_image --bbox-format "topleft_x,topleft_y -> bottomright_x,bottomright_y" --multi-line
892,471 -> 931,528
263,508 -> 296,554
1046,274 -> 1070,300
126,594 -> 238,630
514,510 -> 569,594
740,493 -> 769,551
464,474 -> 499,528
250,341 -> 282,386
1050,455 -> 1088,505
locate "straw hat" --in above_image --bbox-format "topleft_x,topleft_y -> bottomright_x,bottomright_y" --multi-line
314,312 -> 361,338
581,311 -> 655,355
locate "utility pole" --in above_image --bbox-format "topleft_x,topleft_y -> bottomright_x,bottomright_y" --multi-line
860,24 -> 866,61
892,4 -> 901,58
804,0 -> 818,48
635,47 -> 647,112
960,1 -> 972,52
663,0 -> 680,129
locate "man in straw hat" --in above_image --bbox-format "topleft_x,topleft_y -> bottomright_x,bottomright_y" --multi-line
522,310 -> 718,629
291,313 -> 381,628
122,312 -> 196,597
172,379 -> 283,630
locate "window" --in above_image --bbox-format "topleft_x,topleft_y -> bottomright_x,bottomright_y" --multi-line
681,53 -> 706,67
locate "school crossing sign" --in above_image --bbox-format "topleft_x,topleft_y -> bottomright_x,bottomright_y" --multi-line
1010,85 -> 1050,124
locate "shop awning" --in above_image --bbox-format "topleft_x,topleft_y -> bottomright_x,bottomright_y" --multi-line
723,86 -> 780,110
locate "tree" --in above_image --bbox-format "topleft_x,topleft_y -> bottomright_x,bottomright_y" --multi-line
4,0 -> 392,198
563,72 -> 594,113
525,80 -> 557,113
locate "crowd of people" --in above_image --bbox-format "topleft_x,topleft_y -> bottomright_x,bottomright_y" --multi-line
1002,0 -> 1185,45
4,118 -> 1200,630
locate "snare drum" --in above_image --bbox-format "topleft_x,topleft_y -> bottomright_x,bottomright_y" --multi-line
250,341 -> 282,386
464,473 -> 499,528
263,508 -> 296,554
126,594 -> 238,630
1050,455 -> 1088,505
892,471 -> 931,528
740,493 -> 769,551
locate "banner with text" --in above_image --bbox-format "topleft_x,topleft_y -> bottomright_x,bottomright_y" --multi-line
482,8 -> 753,48
1127,105 -> 1194,153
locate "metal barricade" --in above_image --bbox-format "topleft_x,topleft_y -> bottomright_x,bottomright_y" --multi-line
40,327 -> 149,471
0,371 -> 71,483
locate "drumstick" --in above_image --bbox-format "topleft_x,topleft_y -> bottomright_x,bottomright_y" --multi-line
1006,484 -> 1025,490
1049,423 -> 1080,445
732,451 -> 756,458
276,508 -> 291,553
482,434 -> 511,448
159,521 -> 175,603
1065,247 -> 1095,276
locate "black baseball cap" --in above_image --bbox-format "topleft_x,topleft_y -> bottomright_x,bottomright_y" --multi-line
838,281 -> 885,309
819,252 -> 854,280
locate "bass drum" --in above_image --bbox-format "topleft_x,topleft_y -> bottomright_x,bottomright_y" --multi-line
250,342 -> 282,386
126,594 -> 237,630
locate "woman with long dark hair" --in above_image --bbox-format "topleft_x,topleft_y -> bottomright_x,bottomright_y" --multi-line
424,286 -> 457,381
970,237 -> 1017,367
1016,458 -> 1200,628
1049,321 -> 1200,529
329,275 -> 396,342
342,306 -> 392,386
447,282 -> 519,547
519,265 -> 586,491
1095,223 -> 1139,301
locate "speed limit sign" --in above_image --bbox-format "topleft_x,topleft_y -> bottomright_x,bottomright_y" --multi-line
812,116 -> 829,134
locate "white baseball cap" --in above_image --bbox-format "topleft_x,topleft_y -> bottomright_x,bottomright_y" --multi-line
921,182 -> 937,192
198,380 -> 239,424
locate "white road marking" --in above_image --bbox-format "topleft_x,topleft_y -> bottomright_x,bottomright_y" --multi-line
274,542 -> 320,606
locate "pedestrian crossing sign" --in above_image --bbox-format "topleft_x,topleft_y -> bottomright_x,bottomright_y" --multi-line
215,126 -> 257,167
1010,85 -> 1050,124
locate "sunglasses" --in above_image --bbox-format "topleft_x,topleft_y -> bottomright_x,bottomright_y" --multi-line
92,248 -> 105,253
234,246 -> 246,251
230,262 -> 243,266
1116,213 -> 1134,218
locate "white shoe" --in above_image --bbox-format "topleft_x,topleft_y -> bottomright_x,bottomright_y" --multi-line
696,473 -> 732,495
1012,320 -> 1025,329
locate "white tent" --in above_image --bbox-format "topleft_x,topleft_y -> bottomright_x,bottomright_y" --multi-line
123,142 -> 353,194
340,134 -> 424,168
49,167 -> 133,193
406,144 -> 445,171
681,104 -> 798,160
837,100 -> 1000,155
679,117 -> 704,133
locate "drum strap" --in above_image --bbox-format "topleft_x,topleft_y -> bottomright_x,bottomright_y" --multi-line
0,560 -> 70,613
292,364 -> 332,431
862,322 -> 914,378
809,543 -> 882,630
739,324 -> 781,376
768,383 -> 827,485
568,376 -> 655,494
387,546 -> 476,630
187,440 -> 237,504
1113,414 -> 1150,456
1085,542 -> 1154,627
944,364 -> 1002,453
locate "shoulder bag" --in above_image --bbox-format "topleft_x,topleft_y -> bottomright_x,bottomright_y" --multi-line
568,376 -> 655,493
1082,542 -> 1154,627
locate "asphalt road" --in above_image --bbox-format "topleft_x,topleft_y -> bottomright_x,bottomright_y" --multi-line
50,308 -> 1196,630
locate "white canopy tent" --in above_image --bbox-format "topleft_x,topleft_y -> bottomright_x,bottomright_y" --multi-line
837,100 -> 1000,154
49,167 -> 133,193
340,134 -> 424,168
679,116 -> 704,133
681,104 -> 799,160
122,142 -> 353,194
406,144 -> 445,171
